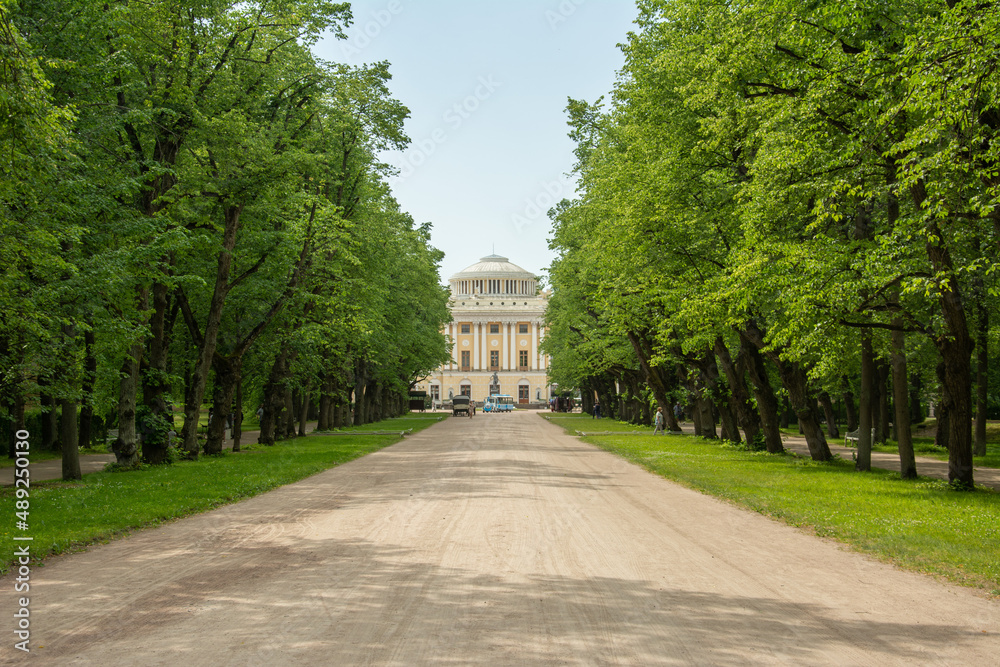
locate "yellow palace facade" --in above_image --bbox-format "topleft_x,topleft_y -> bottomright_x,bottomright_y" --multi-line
417,254 -> 551,407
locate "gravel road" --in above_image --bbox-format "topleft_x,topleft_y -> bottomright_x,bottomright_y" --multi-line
3,411 -> 998,665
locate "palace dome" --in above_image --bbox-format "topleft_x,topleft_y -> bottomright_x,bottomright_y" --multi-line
449,254 -> 535,281
449,255 -> 538,297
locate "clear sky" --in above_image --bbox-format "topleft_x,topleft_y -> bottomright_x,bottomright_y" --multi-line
313,1 -> 638,285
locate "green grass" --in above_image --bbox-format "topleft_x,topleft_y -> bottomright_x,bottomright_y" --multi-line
543,414 -> 1000,595
772,419 -> 1000,468
0,414 -> 441,574
542,414 -> 647,433
856,420 -> 1000,469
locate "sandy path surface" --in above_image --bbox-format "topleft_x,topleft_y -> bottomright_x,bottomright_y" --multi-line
3,411 -> 998,665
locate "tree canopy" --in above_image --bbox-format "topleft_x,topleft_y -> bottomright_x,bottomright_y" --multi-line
2,0 -> 451,473
545,0 -> 999,488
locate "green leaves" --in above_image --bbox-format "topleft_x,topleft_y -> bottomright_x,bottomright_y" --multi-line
547,0 -> 998,455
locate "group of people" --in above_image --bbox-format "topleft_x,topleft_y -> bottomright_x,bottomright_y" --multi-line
586,399 -> 686,433
586,402 -> 684,433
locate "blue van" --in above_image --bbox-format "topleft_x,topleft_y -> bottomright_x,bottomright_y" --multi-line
483,394 -> 515,413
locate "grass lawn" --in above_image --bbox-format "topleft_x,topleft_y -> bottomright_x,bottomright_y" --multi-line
770,420 -> 1000,468
541,414 -> 1000,595
1,413 -> 442,575
852,421 -> 1000,468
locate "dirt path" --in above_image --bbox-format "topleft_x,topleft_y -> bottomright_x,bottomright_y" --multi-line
3,412 -> 998,665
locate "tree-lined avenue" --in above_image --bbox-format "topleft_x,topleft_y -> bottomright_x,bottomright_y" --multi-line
4,412 -> 997,665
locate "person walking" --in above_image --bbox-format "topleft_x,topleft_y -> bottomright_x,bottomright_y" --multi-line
653,407 -> 665,435
593,402 -> 601,419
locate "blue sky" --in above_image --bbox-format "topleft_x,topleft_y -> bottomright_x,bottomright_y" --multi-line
313,1 -> 638,284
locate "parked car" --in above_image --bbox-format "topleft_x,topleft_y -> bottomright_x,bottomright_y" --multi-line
452,395 -> 471,417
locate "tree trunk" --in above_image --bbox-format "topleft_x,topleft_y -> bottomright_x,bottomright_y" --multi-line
665,404 -> 681,432
908,373 -> 923,424
857,331 -> 875,472
715,337 -> 762,446
779,396 -> 791,430
353,359 -> 368,425
876,360 -> 891,444
142,280 -> 173,463
920,210 -> 974,487
738,329 -> 783,453
318,384 -> 331,431
891,326 -> 917,479
205,354 -> 240,455
627,330 -> 676,423
79,327 -> 97,450
180,203 -> 243,457
39,386 -> 57,451
818,392 -> 838,439
291,390 -> 301,433
320,374 -> 336,430
259,349 -> 289,445
696,395 -> 717,439
60,397 -> 81,481
842,377 -> 858,432
11,395 -> 26,459
232,371 -> 244,452
114,342 -> 142,467
298,388 -> 309,437
974,299 -> 988,457
782,366 -> 831,462
935,343 -> 974,487
744,321 -> 830,457
283,386 -> 295,438
331,390 -> 343,428
299,389 -> 309,436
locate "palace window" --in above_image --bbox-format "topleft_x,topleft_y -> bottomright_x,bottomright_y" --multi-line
490,350 -> 499,371
461,323 -> 471,334
489,323 -> 500,334
518,323 -> 529,334
519,350 -> 529,370
461,351 -> 470,371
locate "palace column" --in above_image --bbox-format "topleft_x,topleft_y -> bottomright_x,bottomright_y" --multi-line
508,320 -> 515,370
502,321 -> 509,371
509,320 -> 515,371
481,318 -> 488,369
473,321 -> 479,371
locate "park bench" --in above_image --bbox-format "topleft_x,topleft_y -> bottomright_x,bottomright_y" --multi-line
844,428 -> 876,447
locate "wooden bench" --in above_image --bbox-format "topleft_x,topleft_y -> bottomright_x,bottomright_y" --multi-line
844,428 -> 875,447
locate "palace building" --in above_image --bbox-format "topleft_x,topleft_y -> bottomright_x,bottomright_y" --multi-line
418,254 -> 550,407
